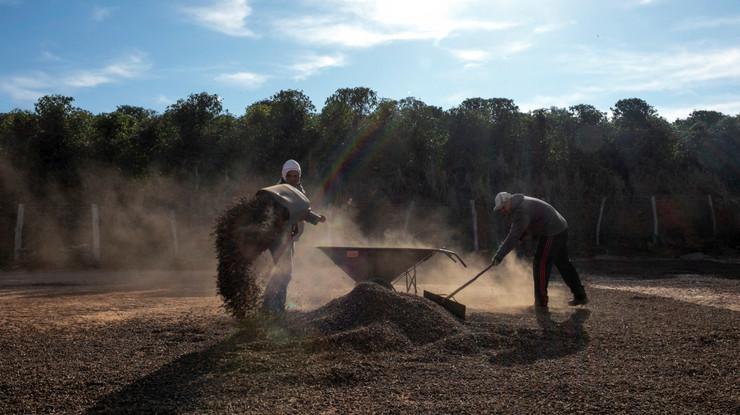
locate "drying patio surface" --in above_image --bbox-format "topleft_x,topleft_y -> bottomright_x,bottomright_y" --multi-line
0,262 -> 738,414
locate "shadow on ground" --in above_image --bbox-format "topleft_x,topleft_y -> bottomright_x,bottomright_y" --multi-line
85,321 -> 261,414
488,309 -> 591,366
85,309 -> 592,412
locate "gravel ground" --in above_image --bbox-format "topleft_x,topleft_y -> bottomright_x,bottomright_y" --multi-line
591,274 -> 740,311
0,264 -> 738,414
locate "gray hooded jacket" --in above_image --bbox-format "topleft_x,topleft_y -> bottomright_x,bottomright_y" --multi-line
493,194 -> 568,262
257,184 -> 323,226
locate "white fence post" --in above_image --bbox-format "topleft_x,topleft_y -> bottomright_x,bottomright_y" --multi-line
470,199 -> 479,251
596,197 -> 606,246
650,195 -> 658,244
91,204 -> 101,263
169,209 -> 179,258
14,203 -> 24,263
707,195 -> 717,238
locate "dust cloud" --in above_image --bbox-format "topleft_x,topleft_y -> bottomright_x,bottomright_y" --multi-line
287,203 -> 558,313
2,157 -> 558,313
1,159 -> 265,292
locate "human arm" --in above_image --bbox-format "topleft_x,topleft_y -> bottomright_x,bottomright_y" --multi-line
305,209 -> 326,225
492,210 -> 529,264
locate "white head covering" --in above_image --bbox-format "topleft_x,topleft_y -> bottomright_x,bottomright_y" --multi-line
281,159 -> 301,180
493,192 -> 512,211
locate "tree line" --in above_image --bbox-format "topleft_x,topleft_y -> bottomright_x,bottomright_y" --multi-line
1,88 -> 738,255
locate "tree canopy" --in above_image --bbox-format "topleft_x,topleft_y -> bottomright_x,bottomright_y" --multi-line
1,88 -> 738,256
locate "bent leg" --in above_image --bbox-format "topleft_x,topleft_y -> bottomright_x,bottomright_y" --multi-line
552,230 -> 586,300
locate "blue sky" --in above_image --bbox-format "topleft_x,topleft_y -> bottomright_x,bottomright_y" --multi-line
1,0 -> 739,120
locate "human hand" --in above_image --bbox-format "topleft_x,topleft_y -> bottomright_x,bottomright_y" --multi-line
319,215 -> 327,223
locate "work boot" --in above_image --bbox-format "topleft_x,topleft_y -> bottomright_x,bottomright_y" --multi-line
526,304 -> 549,313
568,295 -> 589,306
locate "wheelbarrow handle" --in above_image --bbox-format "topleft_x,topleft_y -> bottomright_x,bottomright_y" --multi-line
446,262 -> 495,300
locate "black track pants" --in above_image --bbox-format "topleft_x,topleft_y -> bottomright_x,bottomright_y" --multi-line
532,230 -> 586,307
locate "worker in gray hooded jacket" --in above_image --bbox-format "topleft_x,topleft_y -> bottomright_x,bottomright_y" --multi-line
261,159 -> 326,313
491,192 -> 588,308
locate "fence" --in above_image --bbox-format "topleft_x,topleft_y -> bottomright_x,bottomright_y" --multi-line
481,194 -> 739,256
0,201 -> 216,269
1,194 -> 739,269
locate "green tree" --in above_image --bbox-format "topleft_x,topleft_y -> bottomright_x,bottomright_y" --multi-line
611,98 -> 679,192
312,87 -> 380,199
446,98 -> 519,198
91,106 -> 168,176
163,92 -> 223,180
0,110 -> 38,171
395,98 -> 448,197
31,95 -> 92,190
239,89 -> 317,175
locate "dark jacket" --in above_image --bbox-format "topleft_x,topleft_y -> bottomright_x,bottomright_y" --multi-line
493,194 -> 568,262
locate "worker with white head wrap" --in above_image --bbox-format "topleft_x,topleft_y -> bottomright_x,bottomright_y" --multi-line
261,159 -> 326,313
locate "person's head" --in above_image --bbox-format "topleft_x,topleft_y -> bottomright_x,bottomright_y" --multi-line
281,159 -> 301,186
493,191 -> 513,215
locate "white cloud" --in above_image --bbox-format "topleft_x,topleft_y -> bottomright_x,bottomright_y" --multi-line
63,53 -> 151,88
0,53 -> 151,101
502,41 -> 533,55
102,53 -> 150,78
289,54 -> 346,80
275,18 -> 391,48
65,73 -> 110,88
675,16 -> 740,31
518,90 -> 597,112
449,42 -> 534,71
156,94 -> 174,105
516,47 -> 740,115
40,50 -> 62,62
618,0 -> 660,9
658,99 -> 740,121
0,73 -> 50,101
92,6 -> 115,22
533,20 -> 575,34
451,49 -> 490,63
450,48 -> 491,69
215,71 -> 268,88
276,0 -> 518,48
625,0 -> 658,6
182,0 -> 255,37
566,47 -> 740,93
445,90 -> 473,106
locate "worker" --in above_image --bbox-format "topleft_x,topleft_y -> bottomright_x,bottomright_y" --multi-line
491,192 -> 588,309
261,159 -> 326,313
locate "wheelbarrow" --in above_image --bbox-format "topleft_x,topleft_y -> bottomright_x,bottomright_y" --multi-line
316,246 -> 466,294
423,263 -> 495,320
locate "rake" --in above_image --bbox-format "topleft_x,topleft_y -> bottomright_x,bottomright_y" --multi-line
423,263 -> 495,320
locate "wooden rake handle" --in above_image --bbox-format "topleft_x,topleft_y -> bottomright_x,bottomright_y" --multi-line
446,262 -> 496,300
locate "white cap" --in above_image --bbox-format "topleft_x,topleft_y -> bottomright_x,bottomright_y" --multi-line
493,192 -> 512,211
281,159 -> 301,180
